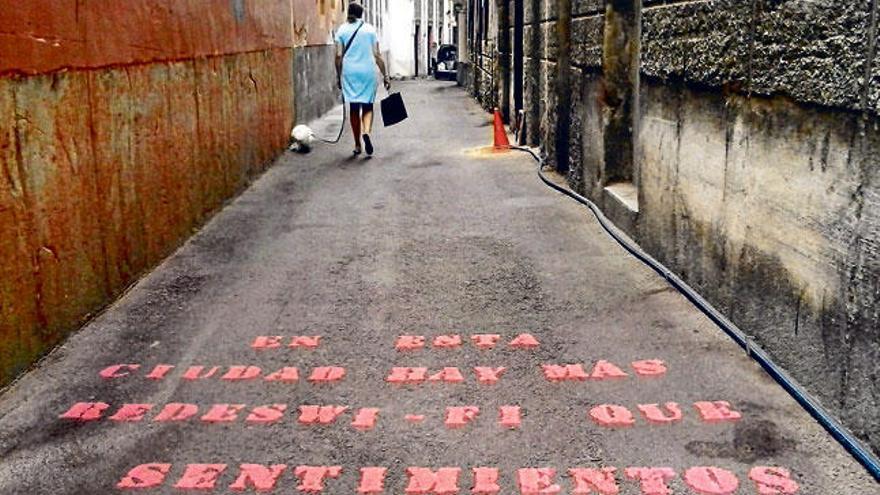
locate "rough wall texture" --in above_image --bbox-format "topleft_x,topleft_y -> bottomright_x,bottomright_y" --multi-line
294,44 -> 341,124
515,0 -> 603,173
635,0 -> 880,455
470,0 -> 880,455
0,1 -> 312,386
638,82 -> 880,456
641,0 -> 873,111
292,0 -> 347,46
292,0 -> 350,124
0,0 -> 292,76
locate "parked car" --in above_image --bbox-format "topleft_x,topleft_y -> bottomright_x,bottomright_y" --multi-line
433,44 -> 458,80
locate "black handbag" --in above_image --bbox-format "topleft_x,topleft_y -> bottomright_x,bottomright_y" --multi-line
380,92 -> 408,127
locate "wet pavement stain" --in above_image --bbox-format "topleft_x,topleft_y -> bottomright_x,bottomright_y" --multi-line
686,420 -> 797,463
462,146 -> 513,158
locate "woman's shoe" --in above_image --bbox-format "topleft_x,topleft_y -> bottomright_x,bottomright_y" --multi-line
363,134 -> 374,156
353,148 -> 362,156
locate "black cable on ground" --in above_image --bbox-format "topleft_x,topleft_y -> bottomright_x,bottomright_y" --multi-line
511,145 -> 880,482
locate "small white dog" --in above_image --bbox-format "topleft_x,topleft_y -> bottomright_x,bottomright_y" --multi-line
289,124 -> 315,152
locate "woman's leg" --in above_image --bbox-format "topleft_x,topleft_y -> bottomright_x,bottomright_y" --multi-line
361,103 -> 375,155
361,103 -> 374,135
350,103 -> 362,152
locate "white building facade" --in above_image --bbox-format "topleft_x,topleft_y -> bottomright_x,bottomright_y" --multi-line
366,0 -> 457,78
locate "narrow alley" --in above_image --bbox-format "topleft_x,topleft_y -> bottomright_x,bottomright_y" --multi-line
0,81 -> 875,493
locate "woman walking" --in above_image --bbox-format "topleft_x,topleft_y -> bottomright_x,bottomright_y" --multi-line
335,2 -> 391,157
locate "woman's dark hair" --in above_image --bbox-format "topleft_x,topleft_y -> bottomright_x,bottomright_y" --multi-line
347,2 -> 364,20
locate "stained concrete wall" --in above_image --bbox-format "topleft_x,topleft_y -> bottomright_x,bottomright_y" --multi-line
386,0 -> 417,77
0,0 -> 343,387
292,0 -> 347,47
294,45 -> 341,123
636,0 -> 880,456
0,0 -> 293,76
638,80 -> 880,455
293,0 -> 355,125
467,0 -> 880,455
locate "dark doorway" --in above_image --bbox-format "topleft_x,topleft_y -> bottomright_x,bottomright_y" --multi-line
427,24 -> 434,74
414,23 -> 421,77
467,0 -> 474,65
498,0 -> 511,121
513,0 -> 524,114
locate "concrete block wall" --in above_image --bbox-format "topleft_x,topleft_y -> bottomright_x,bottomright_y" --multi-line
0,0 -> 342,387
469,0 -> 880,454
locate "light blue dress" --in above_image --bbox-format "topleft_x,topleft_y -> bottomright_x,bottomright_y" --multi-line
335,21 -> 379,104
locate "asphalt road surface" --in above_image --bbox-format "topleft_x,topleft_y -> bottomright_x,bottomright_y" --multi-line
0,81 -> 877,494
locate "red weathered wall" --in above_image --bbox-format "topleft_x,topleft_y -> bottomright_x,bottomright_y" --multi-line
292,0 -> 347,46
0,0 -> 292,75
0,1 -> 298,385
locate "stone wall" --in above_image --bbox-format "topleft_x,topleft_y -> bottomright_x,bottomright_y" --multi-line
641,0 -> 875,111
468,0 -> 880,455
0,0 -> 342,387
521,0 -> 604,173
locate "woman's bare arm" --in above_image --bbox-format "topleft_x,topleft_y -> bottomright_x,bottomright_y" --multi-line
374,43 -> 390,89
335,43 -> 344,88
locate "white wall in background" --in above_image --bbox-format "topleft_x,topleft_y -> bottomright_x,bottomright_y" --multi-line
376,0 -> 456,78
385,0 -> 415,77
421,0 -> 433,73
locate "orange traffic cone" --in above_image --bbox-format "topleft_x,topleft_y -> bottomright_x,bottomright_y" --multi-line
493,108 -> 510,150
